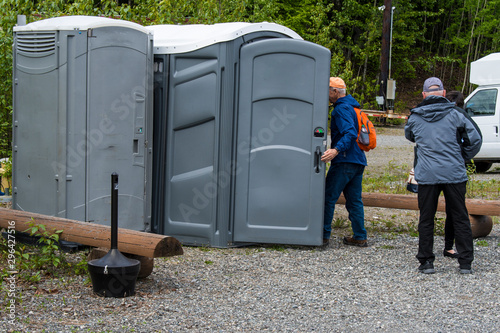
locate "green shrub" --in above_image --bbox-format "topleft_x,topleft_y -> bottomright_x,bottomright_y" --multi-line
0,219 -> 88,285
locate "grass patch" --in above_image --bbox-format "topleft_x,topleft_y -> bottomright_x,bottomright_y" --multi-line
366,218 -> 420,236
363,159 -> 500,199
466,178 -> 500,199
332,218 -> 348,229
330,214 -> 449,237
475,240 -> 489,247
199,246 -> 212,252
434,218 -> 445,236
363,160 -> 409,194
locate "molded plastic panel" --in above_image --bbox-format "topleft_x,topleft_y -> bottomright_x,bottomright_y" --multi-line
13,31 -> 88,217
12,22 -> 152,231
234,38 -> 330,246
12,68 -> 59,215
86,27 -> 150,229
161,45 -> 222,245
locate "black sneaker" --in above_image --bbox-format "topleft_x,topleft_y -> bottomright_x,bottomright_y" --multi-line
418,260 -> 435,274
322,239 -> 329,246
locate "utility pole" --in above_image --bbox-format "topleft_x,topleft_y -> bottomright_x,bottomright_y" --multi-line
379,0 -> 392,111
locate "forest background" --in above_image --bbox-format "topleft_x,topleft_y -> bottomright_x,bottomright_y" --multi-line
0,0 -> 499,158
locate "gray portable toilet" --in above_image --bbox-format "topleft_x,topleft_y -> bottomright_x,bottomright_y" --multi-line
12,16 -> 154,231
149,23 -> 330,247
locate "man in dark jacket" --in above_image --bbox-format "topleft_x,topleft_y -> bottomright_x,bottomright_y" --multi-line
321,77 -> 367,247
405,77 -> 482,274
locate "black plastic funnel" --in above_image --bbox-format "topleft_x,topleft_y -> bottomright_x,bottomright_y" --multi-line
87,173 -> 141,297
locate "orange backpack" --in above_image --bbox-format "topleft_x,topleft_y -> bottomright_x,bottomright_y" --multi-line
354,107 -> 377,151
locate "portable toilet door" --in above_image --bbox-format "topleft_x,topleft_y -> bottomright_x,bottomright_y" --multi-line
12,16 -> 153,230
233,38 -> 330,246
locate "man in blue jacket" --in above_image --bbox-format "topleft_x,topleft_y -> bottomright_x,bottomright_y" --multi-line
321,77 -> 367,247
405,77 -> 482,274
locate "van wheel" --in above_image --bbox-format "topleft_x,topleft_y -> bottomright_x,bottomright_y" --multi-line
474,162 -> 492,173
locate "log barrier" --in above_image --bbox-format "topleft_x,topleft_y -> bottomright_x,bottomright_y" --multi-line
0,207 -> 183,258
337,192 -> 500,216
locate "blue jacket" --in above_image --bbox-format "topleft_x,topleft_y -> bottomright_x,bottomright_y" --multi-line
330,94 -> 367,166
405,96 -> 482,185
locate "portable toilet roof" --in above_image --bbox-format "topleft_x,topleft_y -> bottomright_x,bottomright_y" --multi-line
13,15 -> 148,33
146,22 -> 302,54
470,53 -> 500,86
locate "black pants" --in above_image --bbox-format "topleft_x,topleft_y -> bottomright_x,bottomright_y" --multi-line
417,182 -> 473,268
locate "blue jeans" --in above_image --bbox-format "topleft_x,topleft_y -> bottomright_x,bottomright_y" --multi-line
323,163 -> 366,240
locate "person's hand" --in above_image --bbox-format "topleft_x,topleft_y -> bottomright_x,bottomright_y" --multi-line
321,148 -> 339,163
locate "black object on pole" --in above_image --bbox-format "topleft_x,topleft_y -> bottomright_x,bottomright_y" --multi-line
111,172 -> 118,249
87,173 -> 141,297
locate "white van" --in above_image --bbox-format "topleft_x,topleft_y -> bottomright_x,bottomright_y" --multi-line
464,53 -> 500,172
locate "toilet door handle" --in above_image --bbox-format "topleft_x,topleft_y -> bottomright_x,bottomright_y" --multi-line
314,146 -> 321,173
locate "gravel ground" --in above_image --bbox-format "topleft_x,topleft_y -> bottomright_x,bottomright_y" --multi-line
2,129 -> 500,332
3,229 -> 500,332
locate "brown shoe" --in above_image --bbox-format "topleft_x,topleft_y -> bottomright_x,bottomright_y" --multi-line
343,236 -> 368,247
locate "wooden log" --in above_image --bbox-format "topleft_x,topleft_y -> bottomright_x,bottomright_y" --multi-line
470,215 -> 493,238
337,193 -> 500,216
0,207 -> 183,258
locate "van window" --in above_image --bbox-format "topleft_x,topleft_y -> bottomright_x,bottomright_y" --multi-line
465,89 -> 498,116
